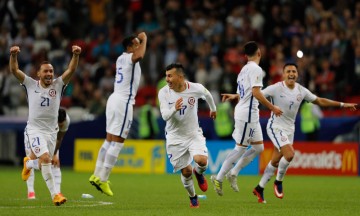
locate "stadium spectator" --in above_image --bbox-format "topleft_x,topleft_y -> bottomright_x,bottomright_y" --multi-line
158,63 -> 216,208
89,32 -> 147,197
10,45 -> 81,206
210,41 -> 282,197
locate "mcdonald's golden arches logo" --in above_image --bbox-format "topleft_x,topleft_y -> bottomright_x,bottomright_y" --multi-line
342,150 -> 357,173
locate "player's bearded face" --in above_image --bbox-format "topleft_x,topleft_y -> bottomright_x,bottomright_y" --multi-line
38,64 -> 54,87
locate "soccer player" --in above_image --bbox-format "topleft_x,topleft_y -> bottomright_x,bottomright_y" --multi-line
224,63 -> 357,203
25,108 -> 70,199
89,32 -> 147,196
10,45 -> 81,206
158,63 -> 217,208
210,41 -> 282,196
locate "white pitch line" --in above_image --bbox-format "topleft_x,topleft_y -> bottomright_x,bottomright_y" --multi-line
0,201 -> 113,209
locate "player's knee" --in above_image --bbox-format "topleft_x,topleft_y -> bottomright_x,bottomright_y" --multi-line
284,153 -> 294,162
181,167 -> 192,177
252,144 -> 264,154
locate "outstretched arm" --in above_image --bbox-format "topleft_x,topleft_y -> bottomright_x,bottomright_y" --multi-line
252,86 -> 283,116
313,97 -> 357,111
221,93 -> 239,103
203,88 -> 217,119
62,45 -> 82,84
9,46 -> 25,83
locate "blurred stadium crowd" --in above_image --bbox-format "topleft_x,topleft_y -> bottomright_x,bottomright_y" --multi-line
0,0 -> 359,118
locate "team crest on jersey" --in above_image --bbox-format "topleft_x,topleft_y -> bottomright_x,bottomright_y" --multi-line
34,147 -> 41,153
188,97 -> 195,107
49,89 -> 56,98
297,94 -> 302,101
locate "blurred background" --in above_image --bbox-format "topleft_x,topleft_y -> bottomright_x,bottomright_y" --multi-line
0,0 -> 359,172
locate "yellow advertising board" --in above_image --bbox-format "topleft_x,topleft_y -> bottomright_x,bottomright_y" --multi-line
74,139 -> 166,174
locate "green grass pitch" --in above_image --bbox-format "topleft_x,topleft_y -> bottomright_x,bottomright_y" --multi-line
0,166 -> 359,216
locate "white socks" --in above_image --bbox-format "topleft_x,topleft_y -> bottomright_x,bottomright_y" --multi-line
259,162 -> 277,188
26,159 -> 39,170
94,140 -> 111,177
230,144 -> 264,176
181,174 -> 195,197
100,142 -> 124,182
52,166 -> 62,193
216,145 -> 247,181
194,162 -> 207,174
41,163 -> 57,198
276,157 -> 290,181
27,169 -> 35,193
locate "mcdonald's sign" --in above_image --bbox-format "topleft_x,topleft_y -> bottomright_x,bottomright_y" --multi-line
342,149 -> 358,174
260,142 -> 359,176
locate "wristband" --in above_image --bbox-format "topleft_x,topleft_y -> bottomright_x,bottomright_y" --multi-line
340,102 -> 344,108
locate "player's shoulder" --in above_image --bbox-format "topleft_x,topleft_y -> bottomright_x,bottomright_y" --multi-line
158,85 -> 169,95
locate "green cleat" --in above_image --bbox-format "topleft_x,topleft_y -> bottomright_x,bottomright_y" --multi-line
210,175 -> 223,196
89,175 -> 102,192
99,181 -> 113,196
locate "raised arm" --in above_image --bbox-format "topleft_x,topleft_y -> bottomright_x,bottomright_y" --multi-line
9,46 -> 25,83
312,97 -> 357,111
132,32 -> 147,63
62,45 -> 82,84
252,86 -> 283,116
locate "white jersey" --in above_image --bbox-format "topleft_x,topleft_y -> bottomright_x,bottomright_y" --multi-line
59,113 -> 70,132
263,81 -> 317,132
158,82 -> 216,144
22,75 -> 65,134
113,52 -> 141,104
234,61 -> 263,123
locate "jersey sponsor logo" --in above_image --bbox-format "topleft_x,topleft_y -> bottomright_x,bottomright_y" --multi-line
49,89 -> 56,98
280,95 -> 285,98
168,102 -> 174,105
35,90 -> 41,93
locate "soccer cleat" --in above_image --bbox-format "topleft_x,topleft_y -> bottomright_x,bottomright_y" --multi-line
210,175 -> 223,196
253,185 -> 266,204
22,157 -> 31,181
225,173 -> 239,192
27,192 -> 36,199
274,180 -> 284,199
189,195 -> 199,208
53,193 -> 67,206
193,168 -> 208,192
89,174 -> 102,192
99,181 -> 113,196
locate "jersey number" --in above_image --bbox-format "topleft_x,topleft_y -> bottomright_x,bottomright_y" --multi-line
41,97 -> 49,106
179,105 -> 187,115
238,81 -> 245,98
289,101 -> 294,110
116,67 -> 124,83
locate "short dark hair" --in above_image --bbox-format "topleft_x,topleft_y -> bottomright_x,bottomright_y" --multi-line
165,63 -> 185,76
283,62 -> 298,70
122,35 -> 137,49
244,41 -> 259,56
38,61 -> 51,71
58,108 -> 67,123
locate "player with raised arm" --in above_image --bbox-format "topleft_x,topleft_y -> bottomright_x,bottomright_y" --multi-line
10,45 -> 81,206
158,63 -> 217,208
210,41 -> 282,196
89,32 -> 147,196
25,108 -> 70,199
224,63 -> 357,203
